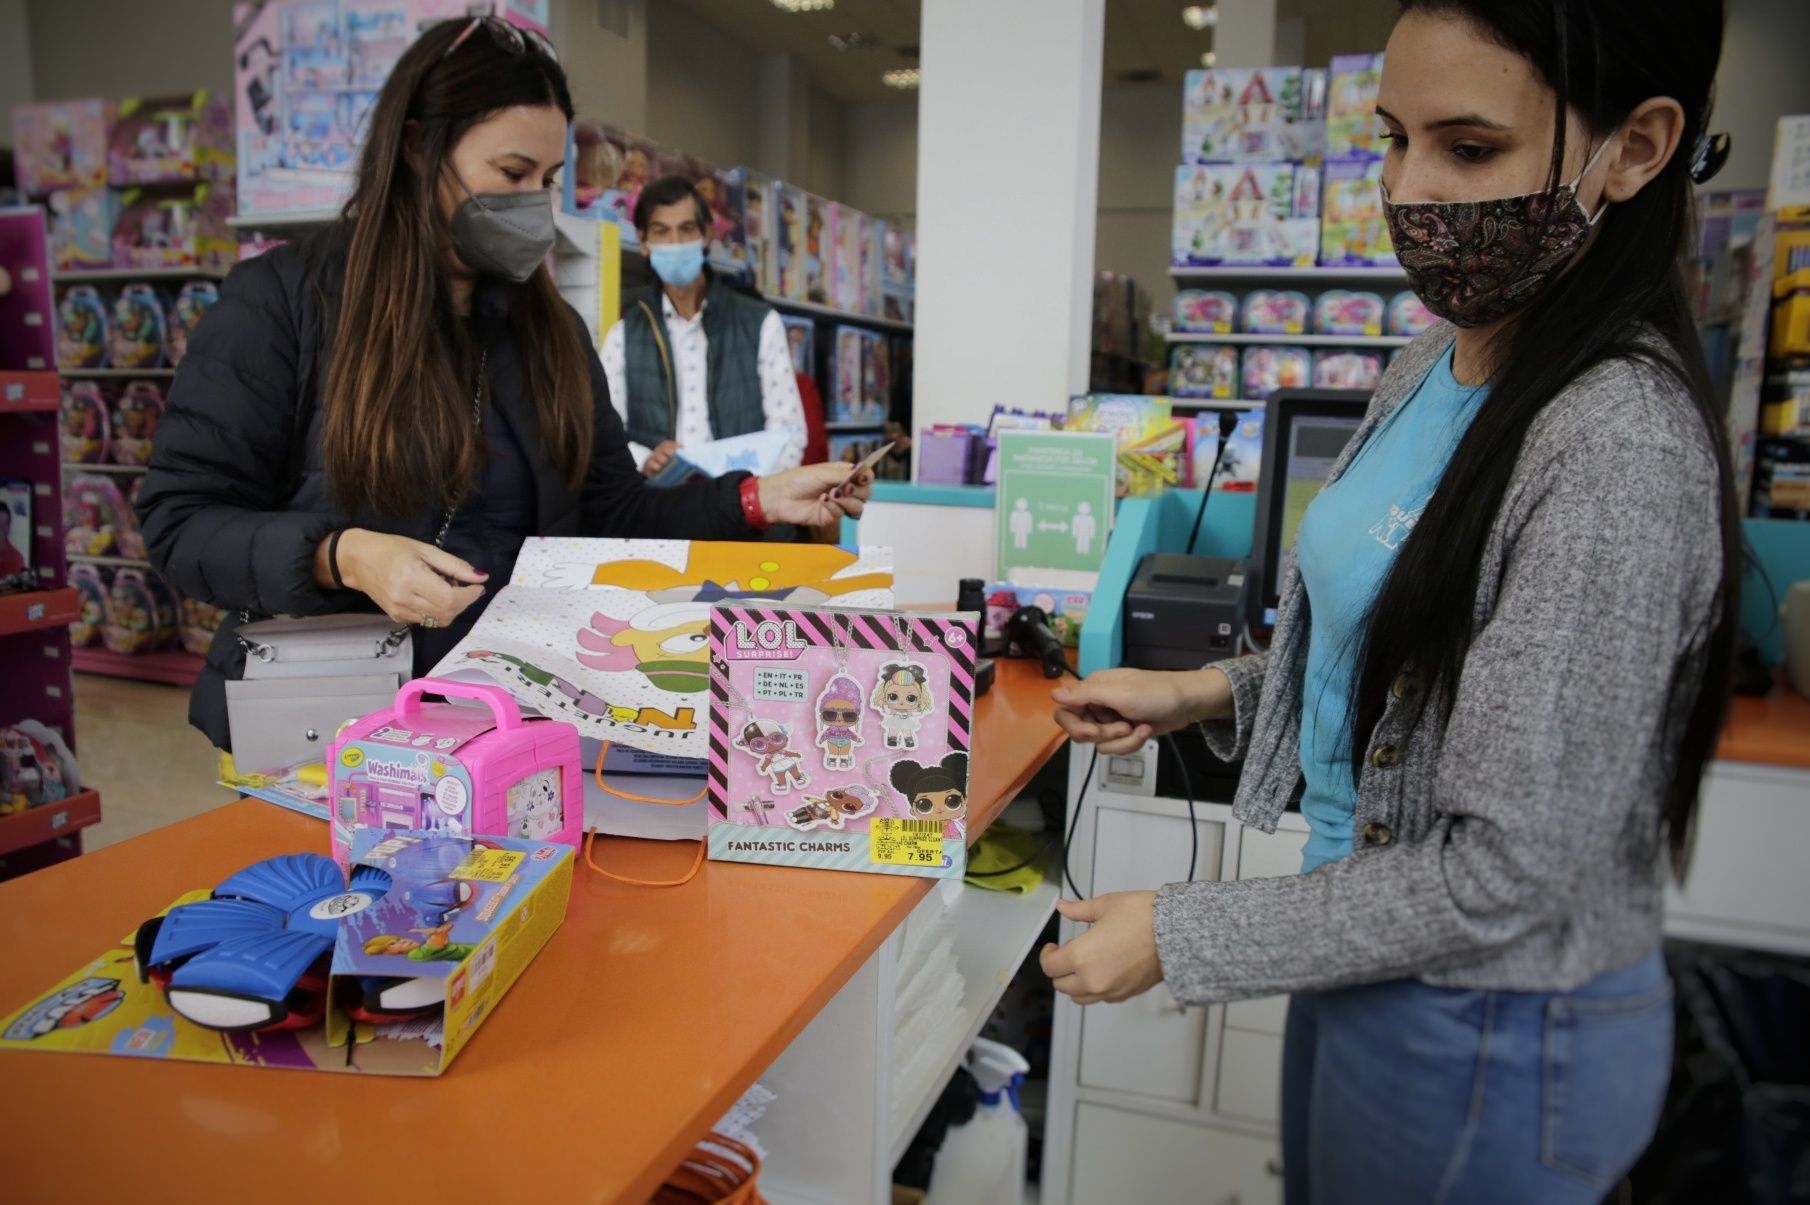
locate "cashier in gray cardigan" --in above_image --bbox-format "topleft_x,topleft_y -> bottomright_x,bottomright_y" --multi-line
1042,2 -> 1737,1201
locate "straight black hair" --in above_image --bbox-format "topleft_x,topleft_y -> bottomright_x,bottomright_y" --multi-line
1352,0 -> 1737,877
634,174 -> 712,237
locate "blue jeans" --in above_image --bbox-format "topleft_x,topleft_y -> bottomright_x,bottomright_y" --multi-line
1281,950 -> 1672,1205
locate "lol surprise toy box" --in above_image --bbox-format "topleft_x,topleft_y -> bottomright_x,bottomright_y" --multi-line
47,188 -> 121,271
1326,53 -> 1386,159
0,831 -> 573,1077
1320,157 -> 1397,267
108,92 -> 234,185
328,678 -> 583,870
11,99 -> 115,196
1170,344 -> 1240,400
707,604 -> 979,879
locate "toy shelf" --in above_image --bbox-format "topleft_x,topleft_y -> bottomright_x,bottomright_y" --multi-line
52,267 -> 225,283
60,367 -> 176,379
765,294 -> 913,334
1166,331 -> 1411,348
73,647 -> 204,688
0,370 -> 61,412
68,553 -> 152,570
826,421 -> 885,431
226,209 -> 338,229
0,588 -> 80,639
1170,265 -> 1406,281
0,789 -> 101,859
63,462 -> 146,476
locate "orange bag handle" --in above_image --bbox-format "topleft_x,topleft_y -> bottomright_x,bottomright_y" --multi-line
583,741 -> 708,888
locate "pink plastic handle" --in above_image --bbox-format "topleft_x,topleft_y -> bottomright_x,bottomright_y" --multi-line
394,677 -> 524,732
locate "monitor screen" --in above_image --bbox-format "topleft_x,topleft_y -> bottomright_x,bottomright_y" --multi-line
1246,391 -> 1371,633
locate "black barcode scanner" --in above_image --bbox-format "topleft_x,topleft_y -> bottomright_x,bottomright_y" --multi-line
1005,605 -> 1069,680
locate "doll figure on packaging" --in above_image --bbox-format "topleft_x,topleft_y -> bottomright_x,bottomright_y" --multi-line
166,281 -> 219,366
785,784 -> 881,833
889,752 -> 970,840
109,284 -> 167,370
111,382 -> 164,466
57,286 -> 109,369
872,662 -> 933,750
732,718 -> 810,795
61,384 -> 111,463
814,674 -> 866,770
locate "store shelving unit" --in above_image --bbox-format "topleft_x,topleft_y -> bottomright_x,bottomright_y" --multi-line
1166,331 -> 1410,348
1169,264 -> 1406,282
0,207 -> 104,877
61,462 -> 145,476
61,366 -> 176,379
71,646 -> 202,688
765,294 -> 913,335
52,266 -> 224,284
225,209 -> 339,229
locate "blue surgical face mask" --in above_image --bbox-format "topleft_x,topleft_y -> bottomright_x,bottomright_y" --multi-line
649,239 -> 705,287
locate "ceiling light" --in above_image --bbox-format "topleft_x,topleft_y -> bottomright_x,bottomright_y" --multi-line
770,0 -> 834,13
882,68 -> 920,90
1182,6 -> 1218,29
1200,51 -> 1217,67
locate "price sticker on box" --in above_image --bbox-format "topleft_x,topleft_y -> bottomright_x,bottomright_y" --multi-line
870,819 -> 946,868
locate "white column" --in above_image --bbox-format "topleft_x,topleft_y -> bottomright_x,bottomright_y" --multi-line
911,0 -> 1106,447
1215,0 -> 1278,68
548,0 -> 648,132
757,51 -> 813,183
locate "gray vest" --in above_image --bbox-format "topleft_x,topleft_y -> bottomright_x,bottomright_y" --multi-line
621,278 -> 770,450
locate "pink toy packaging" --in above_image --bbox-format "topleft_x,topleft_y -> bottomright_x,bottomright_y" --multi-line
111,381 -> 166,466
1241,289 -> 1311,335
57,286 -> 110,369
1313,349 -> 1386,392
108,284 -> 169,370
61,383 -> 112,464
166,281 -> 221,366
11,100 -> 115,197
1172,289 -> 1237,334
1388,291 -> 1438,337
329,678 -> 584,870
68,564 -> 111,649
706,604 -> 979,879
1314,290 -> 1386,336
1170,344 -> 1240,399
803,193 -> 830,304
1326,53 -> 1386,159
1320,158 -> 1396,267
108,92 -> 233,186
112,182 -> 237,273
47,189 -> 122,271
179,595 -> 227,657
66,475 -> 129,558
1241,345 -> 1313,400
103,567 -> 178,655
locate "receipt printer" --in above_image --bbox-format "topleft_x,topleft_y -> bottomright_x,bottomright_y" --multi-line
1123,553 -> 1250,671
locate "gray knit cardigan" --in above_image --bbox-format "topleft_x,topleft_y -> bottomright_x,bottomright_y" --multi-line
1152,324 -> 1722,1004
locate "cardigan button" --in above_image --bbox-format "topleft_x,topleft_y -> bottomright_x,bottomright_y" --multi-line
1390,673 -> 1418,701
1363,823 -> 1393,846
1370,744 -> 1401,770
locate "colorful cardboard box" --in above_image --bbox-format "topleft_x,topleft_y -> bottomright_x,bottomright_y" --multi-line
1181,67 -> 1325,164
1173,163 -> 1318,267
12,100 -> 116,197
112,181 -> 238,274
0,831 -> 572,1076
108,92 -> 234,186
1326,53 -> 1386,160
46,189 -> 122,272
1320,157 -> 1396,267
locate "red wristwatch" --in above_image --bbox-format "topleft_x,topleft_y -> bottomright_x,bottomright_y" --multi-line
738,475 -> 771,531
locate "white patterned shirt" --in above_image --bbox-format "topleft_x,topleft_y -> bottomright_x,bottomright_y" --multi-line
600,293 -> 807,471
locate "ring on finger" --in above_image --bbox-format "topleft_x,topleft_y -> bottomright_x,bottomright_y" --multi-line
419,615 -> 440,629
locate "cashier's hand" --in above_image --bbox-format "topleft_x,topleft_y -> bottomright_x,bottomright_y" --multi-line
641,440 -> 681,478
756,463 -> 875,528
1051,667 -> 1232,755
323,529 -> 488,630
1041,893 -> 1163,1005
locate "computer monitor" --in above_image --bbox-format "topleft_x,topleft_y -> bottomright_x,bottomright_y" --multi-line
1246,389 -> 1371,636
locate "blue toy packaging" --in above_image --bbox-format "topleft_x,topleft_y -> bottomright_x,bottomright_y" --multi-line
0,833 -> 573,1076
107,284 -> 168,370
1242,289 -> 1311,335
1314,289 -> 1386,336
1387,291 -> 1437,337
1170,344 -> 1240,399
60,382 -> 112,463
781,315 -> 814,376
47,188 -> 121,271
1172,289 -> 1237,334
56,286 -> 109,369
166,281 -> 220,367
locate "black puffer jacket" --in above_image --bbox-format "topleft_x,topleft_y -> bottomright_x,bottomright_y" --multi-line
138,225 -> 753,750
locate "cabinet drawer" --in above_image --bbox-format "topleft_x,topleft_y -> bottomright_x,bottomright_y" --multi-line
1215,1028 -> 1284,1125
1225,994 -> 1289,1036
1070,1103 -> 1283,1205
1237,826 -> 1308,881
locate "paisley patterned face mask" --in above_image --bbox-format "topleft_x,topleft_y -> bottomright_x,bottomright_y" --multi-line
1381,138 -> 1614,328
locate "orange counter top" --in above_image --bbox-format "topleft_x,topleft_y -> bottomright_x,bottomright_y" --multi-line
0,659 -> 1068,1205
1716,683 -> 1810,771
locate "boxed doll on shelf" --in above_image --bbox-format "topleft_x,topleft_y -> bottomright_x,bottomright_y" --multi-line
1313,349 -> 1386,392
69,565 -> 109,647
917,426 -> 987,486
1243,289 -> 1311,335
1326,53 -> 1387,160
1315,290 -> 1387,336
828,203 -> 866,314
57,287 -> 110,370
0,721 -> 79,814
0,482 -> 31,596
777,184 -> 809,301
828,327 -> 888,426
803,193 -> 831,304
108,284 -> 169,369
1320,158 -> 1396,267
11,100 -> 115,197
1242,346 -> 1313,400
112,183 -> 237,273
781,315 -> 814,376
1173,163 -> 1318,267
46,189 -> 121,272
61,384 -> 112,462
1171,344 -> 1241,400
1173,289 -> 1237,334
108,92 -> 233,186
698,170 -> 749,281
706,604 -> 979,879
1388,291 -> 1437,337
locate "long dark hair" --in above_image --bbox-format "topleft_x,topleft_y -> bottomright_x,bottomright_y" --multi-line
322,18 -> 591,519
1352,0 -> 1737,876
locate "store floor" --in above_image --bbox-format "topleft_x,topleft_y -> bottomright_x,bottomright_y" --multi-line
74,675 -> 236,850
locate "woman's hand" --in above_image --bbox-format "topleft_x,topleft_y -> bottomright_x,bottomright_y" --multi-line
641,440 -> 681,478
1050,666 -> 1232,755
756,463 -> 875,528
1041,893 -> 1164,1005
320,529 -> 488,629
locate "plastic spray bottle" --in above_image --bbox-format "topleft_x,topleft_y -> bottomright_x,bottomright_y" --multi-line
926,1036 -> 1033,1205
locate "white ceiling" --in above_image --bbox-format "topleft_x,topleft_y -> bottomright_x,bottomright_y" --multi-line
663,0 -> 1398,104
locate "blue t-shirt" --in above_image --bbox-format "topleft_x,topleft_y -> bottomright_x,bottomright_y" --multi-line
1294,347 -> 1488,872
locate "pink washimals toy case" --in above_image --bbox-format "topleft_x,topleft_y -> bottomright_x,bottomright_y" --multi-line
707,604 -> 978,879
329,678 -> 583,869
